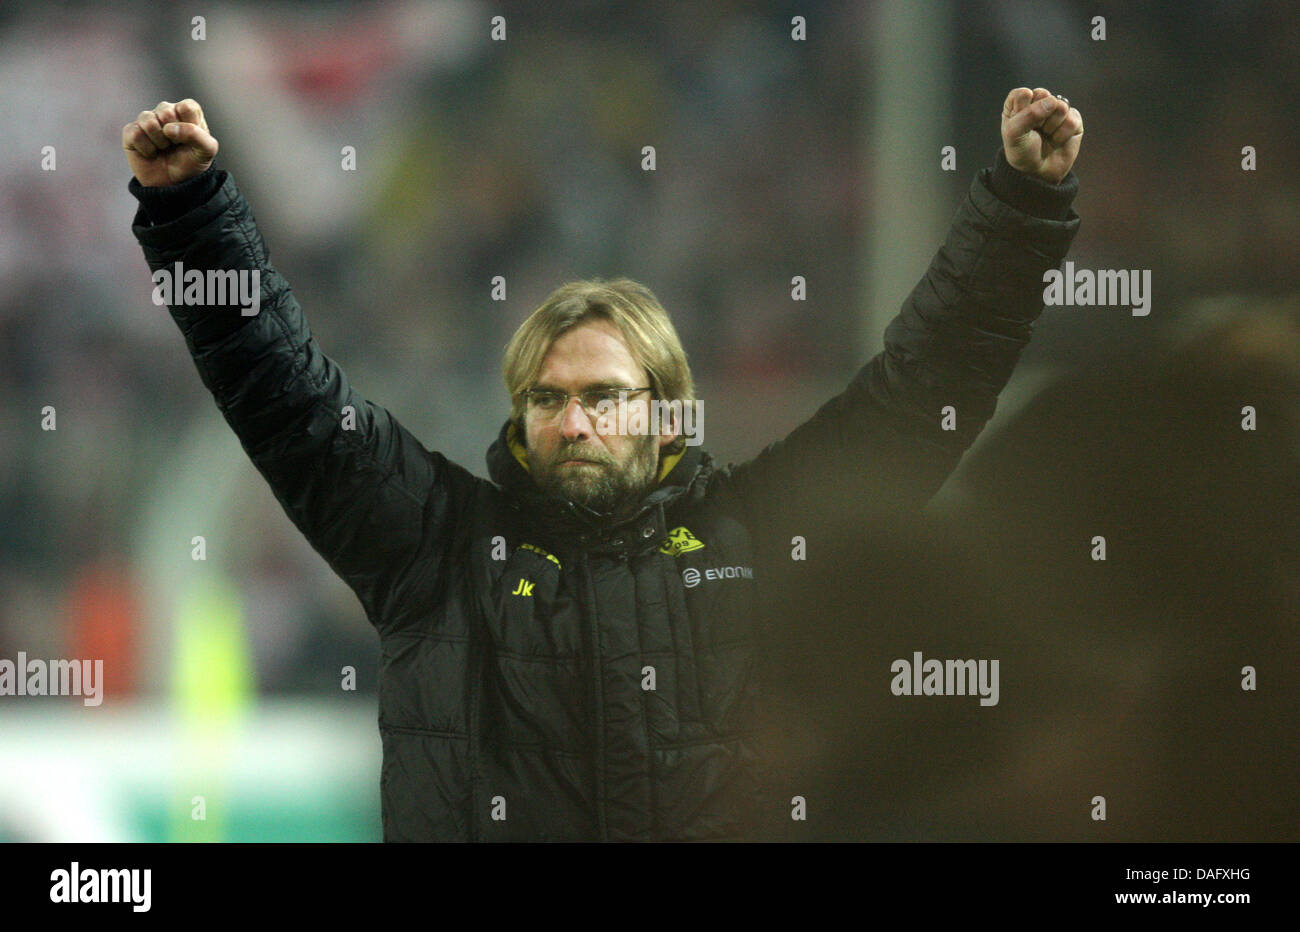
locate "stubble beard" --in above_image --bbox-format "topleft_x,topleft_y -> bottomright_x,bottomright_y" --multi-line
531,432 -> 660,521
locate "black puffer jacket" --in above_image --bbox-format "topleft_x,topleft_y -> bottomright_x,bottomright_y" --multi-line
130,152 -> 1079,841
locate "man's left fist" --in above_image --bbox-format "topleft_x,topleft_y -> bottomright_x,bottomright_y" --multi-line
1001,87 -> 1083,184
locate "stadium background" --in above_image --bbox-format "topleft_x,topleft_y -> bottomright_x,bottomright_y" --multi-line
0,0 -> 1296,840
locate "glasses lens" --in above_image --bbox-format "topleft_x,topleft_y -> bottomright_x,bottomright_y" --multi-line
527,391 -> 562,413
581,390 -> 622,414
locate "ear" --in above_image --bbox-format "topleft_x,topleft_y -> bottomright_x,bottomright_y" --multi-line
657,405 -> 679,448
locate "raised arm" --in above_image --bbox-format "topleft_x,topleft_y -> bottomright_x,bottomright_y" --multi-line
124,100 -> 477,628
708,88 -> 1084,533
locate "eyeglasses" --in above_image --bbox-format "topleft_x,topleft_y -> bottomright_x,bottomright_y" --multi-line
522,387 -> 653,420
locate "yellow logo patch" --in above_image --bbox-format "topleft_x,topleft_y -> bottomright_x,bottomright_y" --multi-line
519,542 -> 562,570
659,526 -> 705,557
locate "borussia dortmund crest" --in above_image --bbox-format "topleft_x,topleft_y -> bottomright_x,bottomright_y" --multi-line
659,526 -> 705,557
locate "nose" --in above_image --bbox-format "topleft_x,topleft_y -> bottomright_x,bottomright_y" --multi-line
558,396 -> 595,440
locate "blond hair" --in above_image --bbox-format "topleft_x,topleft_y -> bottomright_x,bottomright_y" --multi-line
502,278 -> 695,454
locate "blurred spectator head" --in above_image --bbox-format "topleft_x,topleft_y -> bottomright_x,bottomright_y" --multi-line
753,298 -> 1300,841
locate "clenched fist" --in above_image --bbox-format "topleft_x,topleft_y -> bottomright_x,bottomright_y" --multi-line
1001,87 -> 1083,184
122,99 -> 218,187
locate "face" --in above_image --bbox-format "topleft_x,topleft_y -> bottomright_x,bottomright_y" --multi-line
523,318 -> 677,520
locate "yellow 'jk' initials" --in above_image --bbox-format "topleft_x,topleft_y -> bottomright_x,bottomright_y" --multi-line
511,578 -> 535,597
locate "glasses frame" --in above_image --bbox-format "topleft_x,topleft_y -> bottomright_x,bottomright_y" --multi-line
522,386 -> 655,421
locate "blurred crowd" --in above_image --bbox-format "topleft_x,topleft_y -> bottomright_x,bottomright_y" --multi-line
0,0 -> 1296,844
3,0 -> 860,700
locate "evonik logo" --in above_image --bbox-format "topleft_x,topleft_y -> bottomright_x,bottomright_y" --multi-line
681,565 -> 754,588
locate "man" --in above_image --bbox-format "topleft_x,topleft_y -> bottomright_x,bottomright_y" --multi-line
123,88 -> 1083,841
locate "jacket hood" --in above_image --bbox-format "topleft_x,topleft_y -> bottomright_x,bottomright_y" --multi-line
486,418 -> 711,549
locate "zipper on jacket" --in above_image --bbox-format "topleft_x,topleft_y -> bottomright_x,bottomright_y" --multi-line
579,553 -> 608,841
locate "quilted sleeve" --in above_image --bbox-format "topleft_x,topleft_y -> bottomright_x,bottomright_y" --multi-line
708,158 -> 1081,531
131,170 -> 478,627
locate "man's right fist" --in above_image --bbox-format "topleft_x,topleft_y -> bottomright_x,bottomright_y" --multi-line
122,99 -> 218,187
